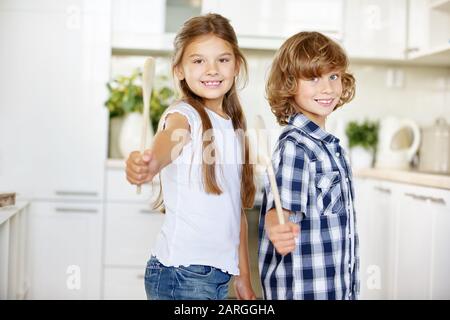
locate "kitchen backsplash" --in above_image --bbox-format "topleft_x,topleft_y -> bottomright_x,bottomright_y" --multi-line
111,50 -> 450,139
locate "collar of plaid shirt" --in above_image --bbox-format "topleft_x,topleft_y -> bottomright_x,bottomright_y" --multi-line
288,113 -> 338,145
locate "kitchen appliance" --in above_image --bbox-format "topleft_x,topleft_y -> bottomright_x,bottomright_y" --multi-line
418,118 -> 450,174
375,117 -> 421,170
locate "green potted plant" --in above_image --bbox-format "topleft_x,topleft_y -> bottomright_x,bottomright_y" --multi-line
105,69 -> 175,158
345,120 -> 379,169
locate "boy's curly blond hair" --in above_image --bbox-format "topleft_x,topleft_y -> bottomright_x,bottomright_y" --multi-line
266,32 -> 355,126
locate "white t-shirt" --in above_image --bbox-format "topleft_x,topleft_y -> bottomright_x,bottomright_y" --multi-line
151,102 -> 243,275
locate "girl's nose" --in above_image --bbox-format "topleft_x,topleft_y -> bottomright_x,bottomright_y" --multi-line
206,62 -> 219,76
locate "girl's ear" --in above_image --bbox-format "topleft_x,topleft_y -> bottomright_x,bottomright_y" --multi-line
175,66 -> 185,81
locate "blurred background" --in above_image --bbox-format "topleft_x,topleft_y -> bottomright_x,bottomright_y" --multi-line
0,0 -> 449,300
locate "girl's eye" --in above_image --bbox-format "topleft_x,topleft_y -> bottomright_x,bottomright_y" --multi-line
193,59 -> 204,64
330,74 -> 340,80
219,58 -> 230,63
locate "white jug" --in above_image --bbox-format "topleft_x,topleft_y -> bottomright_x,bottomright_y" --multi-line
375,117 -> 421,170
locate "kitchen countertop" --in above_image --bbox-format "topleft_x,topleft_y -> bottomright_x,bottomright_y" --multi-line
108,159 -> 450,190
353,168 -> 450,190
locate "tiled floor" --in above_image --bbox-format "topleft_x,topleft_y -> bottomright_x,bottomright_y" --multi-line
228,207 -> 263,299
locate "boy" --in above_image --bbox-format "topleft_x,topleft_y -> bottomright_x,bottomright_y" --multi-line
258,31 -> 358,300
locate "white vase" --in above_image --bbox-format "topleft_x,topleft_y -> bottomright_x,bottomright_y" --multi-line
119,112 -> 154,159
109,116 -> 124,159
350,146 -> 374,170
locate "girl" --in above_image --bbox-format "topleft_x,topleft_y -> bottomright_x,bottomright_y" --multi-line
125,13 -> 256,300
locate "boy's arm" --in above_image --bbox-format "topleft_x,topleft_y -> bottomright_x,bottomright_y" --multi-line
234,209 -> 256,300
265,208 -> 299,256
126,112 -> 190,185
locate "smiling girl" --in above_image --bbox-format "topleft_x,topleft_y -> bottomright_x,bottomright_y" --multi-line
125,13 -> 256,300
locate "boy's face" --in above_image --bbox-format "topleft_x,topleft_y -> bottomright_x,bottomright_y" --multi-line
175,35 -> 239,110
294,71 -> 343,128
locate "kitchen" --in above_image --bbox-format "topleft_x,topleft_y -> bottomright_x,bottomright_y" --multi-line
0,0 -> 449,300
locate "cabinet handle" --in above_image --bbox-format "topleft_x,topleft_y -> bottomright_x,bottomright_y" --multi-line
139,209 -> 157,214
405,47 -> 419,54
404,193 -> 446,205
55,208 -> 98,214
374,186 -> 391,194
55,191 -> 98,197
429,197 -> 446,206
405,193 -> 427,202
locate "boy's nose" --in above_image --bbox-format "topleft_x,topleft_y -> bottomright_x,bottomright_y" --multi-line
320,80 -> 333,93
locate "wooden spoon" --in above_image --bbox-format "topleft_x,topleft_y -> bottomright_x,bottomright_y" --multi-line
255,115 -> 285,224
137,57 -> 155,194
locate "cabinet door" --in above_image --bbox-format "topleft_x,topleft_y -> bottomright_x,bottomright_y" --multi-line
343,0 -> 407,59
28,201 -> 102,299
103,267 -> 147,300
0,0 -> 110,200
104,203 -> 164,267
429,189 -> 450,299
393,184 -> 434,299
406,0 -> 429,57
354,178 -> 396,299
203,0 -> 343,39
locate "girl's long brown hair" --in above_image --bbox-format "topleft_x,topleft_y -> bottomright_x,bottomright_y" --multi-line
155,13 -> 255,210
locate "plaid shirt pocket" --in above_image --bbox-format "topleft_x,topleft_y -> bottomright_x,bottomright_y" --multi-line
315,171 -> 345,216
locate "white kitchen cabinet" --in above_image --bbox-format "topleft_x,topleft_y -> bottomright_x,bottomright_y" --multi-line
429,188 -> 450,299
0,202 -> 30,300
392,184 -> 434,300
392,184 -> 450,300
354,178 -> 396,299
104,203 -> 164,267
343,0 -> 407,60
203,0 -> 343,40
355,175 -> 450,300
28,201 -> 103,299
112,0 -> 165,35
103,267 -> 147,300
0,0 -> 110,200
407,0 -> 450,65
102,162 -> 164,300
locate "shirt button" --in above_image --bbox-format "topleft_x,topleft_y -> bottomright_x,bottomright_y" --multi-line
336,152 -> 340,157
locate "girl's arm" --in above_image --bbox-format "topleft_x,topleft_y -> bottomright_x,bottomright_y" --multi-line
126,112 -> 190,185
234,209 -> 256,300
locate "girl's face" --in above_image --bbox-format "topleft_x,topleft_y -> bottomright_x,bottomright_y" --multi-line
294,70 -> 343,127
176,35 -> 238,109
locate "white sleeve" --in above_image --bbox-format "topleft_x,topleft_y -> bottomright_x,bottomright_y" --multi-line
159,102 -> 201,140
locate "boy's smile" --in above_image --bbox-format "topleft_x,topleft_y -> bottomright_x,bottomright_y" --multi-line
294,71 -> 343,128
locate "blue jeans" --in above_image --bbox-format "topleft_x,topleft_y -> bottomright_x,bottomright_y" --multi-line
144,256 -> 232,300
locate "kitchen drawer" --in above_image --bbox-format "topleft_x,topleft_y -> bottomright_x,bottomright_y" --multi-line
103,267 -> 146,300
104,203 -> 164,266
105,167 -> 159,203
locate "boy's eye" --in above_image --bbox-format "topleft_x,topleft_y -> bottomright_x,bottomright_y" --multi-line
309,77 -> 319,82
330,74 -> 340,80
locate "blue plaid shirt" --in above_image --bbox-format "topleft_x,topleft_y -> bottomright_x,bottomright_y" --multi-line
258,113 -> 360,300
